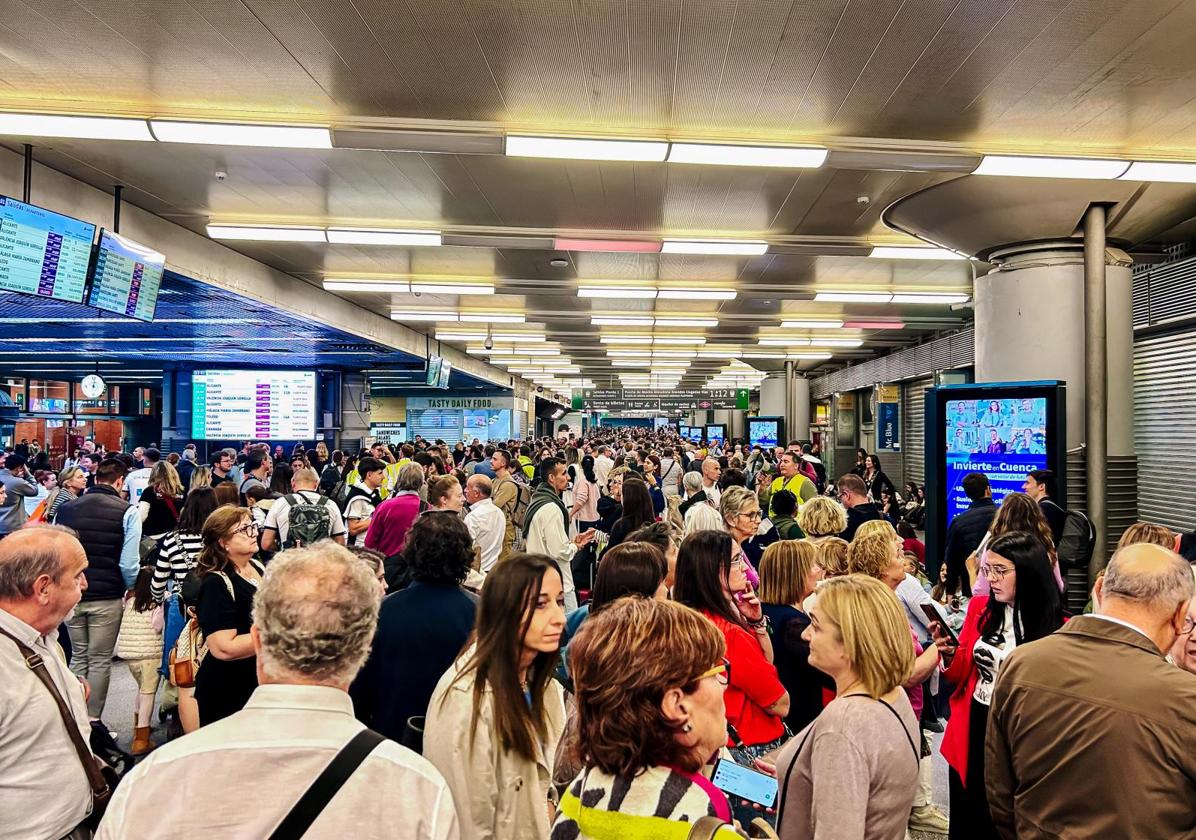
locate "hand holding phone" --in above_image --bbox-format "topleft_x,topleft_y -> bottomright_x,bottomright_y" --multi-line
711,758 -> 778,808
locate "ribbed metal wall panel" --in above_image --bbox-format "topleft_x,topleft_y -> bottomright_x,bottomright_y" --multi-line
1132,244 -> 1196,327
902,376 -> 934,487
1134,331 -> 1196,531
812,327 -> 974,398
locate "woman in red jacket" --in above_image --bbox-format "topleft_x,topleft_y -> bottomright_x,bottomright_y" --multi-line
930,531 -> 1063,840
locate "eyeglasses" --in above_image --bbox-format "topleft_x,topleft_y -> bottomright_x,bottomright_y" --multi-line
695,658 -> 731,686
739,510 -> 762,521
1182,616 -> 1195,635
232,522 -> 260,538
979,564 -> 1013,581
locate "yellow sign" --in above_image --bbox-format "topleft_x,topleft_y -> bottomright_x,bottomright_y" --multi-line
837,393 -> 855,410
878,384 -> 899,403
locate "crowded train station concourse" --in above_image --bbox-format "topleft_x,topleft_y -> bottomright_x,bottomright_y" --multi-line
3,2 -> 1196,839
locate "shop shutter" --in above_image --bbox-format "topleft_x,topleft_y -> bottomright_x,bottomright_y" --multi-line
407,409 -> 463,443
902,376 -> 935,488
1134,330 -> 1196,531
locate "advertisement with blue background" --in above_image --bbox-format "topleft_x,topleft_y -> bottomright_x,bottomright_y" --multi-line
748,418 -> 779,449
944,397 -> 1049,522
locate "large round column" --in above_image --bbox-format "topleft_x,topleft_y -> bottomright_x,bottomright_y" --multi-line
760,372 -> 786,417
974,242 -> 1133,455
791,376 -> 811,442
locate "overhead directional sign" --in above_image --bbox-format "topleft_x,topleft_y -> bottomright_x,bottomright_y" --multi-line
577,388 -> 751,411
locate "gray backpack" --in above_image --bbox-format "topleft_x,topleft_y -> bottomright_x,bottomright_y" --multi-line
283,493 -> 333,548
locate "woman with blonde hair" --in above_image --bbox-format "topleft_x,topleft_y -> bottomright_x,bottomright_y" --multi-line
797,495 -> 848,541
774,575 -> 920,840
139,459 -> 184,539
816,537 -> 850,579
760,540 -> 829,731
721,486 -> 763,589
1117,521 -> 1175,550
188,464 -> 212,493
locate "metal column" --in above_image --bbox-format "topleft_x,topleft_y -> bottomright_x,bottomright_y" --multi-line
1084,206 -> 1108,580
784,360 -> 795,444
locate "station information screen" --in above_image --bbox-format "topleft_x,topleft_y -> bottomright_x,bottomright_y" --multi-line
87,229 -> 165,321
944,396 -> 1048,523
191,370 -> 316,440
0,195 -> 96,303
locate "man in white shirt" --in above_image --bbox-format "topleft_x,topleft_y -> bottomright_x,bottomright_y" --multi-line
593,445 -> 613,495
0,526 -> 95,840
96,543 -> 459,840
123,446 -> 158,507
261,468 -> 347,551
524,458 -> 595,612
463,475 -> 504,573
700,457 -> 723,508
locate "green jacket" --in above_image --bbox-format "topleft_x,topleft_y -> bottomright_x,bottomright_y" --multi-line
771,515 -> 805,541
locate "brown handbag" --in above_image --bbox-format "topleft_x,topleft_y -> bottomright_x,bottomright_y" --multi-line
168,617 -> 206,688
0,627 -> 112,824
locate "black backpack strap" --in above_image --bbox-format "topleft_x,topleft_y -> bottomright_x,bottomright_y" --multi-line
267,728 -> 385,840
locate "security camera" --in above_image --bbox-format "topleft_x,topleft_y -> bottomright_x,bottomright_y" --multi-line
214,170 -> 228,182
484,336 -> 494,350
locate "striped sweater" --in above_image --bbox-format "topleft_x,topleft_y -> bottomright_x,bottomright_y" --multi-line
150,530 -> 205,602
551,766 -> 738,840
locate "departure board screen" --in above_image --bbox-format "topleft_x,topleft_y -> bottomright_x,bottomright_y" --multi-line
0,195 -> 96,303
191,370 -> 316,440
87,230 -> 165,321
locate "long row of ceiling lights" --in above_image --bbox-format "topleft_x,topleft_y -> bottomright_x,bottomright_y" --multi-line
11,113 -> 1196,183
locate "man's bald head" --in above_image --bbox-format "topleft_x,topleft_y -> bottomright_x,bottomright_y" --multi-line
466,473 -> 492,499
702,459 -> 721,482
1101,543 -> 1194,615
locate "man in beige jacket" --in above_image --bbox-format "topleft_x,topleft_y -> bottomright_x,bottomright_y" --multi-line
986,543 -> 1196,839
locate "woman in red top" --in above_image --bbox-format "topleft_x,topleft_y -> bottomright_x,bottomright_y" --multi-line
930,531 -> 1063,840
674,529 -> 790,753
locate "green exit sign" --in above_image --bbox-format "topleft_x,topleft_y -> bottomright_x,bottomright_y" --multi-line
736,389 -> 750,410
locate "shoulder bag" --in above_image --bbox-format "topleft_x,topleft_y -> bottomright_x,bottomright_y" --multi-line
167,571 -> 237,688
0,626 -> 113,825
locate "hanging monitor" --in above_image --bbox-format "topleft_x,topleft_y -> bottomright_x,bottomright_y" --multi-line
438,356 -> 452,389
0,195 -> 96,303
86,229 -> 165,321
426,353 -> 443,387
705,424 -> 727,446
191,369 -> 317,440
747,416 -> 783,449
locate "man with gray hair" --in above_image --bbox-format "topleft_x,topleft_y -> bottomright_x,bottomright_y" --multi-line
986,543 -> 1196,839
0,526 -> 97,840
97,543 -> 459,839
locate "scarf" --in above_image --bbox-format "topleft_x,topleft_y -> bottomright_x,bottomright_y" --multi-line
523,484 -> 569,540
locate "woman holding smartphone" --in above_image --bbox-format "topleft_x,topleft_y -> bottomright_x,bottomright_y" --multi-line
674,530 -> 789,827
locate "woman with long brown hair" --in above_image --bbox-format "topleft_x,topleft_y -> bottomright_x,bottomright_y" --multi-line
971,493 -> 1063,595
425,552 -> 568,840
193,505 -> 264,726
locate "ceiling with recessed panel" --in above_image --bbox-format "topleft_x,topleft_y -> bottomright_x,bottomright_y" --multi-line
4,0 -> 1196,392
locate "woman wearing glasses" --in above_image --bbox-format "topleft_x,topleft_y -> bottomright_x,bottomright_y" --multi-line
193,505 -> 265,726
674,529 -> 789,826
553,597 -> 739,838
720,486 -> 765,590
930,531 -> 1063,839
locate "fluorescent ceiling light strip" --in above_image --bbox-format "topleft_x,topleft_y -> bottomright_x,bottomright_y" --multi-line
578,287 -> 658,299
436,332 -> 546,342
410,283 -> 495,295
661,239 -> 768,256
150,120 -> 332,148
611,360 -> 652,366
651,351 -> 696,358
814,291 -> 893,303
600,336 -> 652,344
653,317 -> 718,327
889,292 -> 971,304
207,225 -> 327,243
844,320 -> 905,329
391,311 -> 459,322
324,280 -> 411,292
780,319 -> 844,329
788,352 -> 833,360
758,338 -> 812,346
1120,161 -> 1196,183
666,143 -> 827,168
327,228 -> 442,246
554,238 -> 662,253
656,288 -> 737,300
868,246 -> 966,261
0,113 -> 154,141
506,135 -> 669,162
972,155 -> 1129,179
592,317 -> 654,326
652,337 -> 707,345
742,352 -> 789,359
808,338 -> 864,348
461,313 -> 525,323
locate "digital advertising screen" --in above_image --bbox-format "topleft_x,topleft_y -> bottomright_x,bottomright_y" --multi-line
191,369 -> 317,440
426,354 -> 442,387
87,229 -> 165,321
653,417 -> 669,430
944,397 -> 1048,523
0,195 -> 96,303
679,424 -> 691,439
687,426 -> 703,443
438,356 -> 452,389
705,424 -> 727,446
748,417 -> 781,449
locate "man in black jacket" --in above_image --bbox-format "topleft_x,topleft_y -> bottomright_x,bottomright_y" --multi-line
839,473 -> 882,542
942,472 -> 997,592
54,457 -> 141,726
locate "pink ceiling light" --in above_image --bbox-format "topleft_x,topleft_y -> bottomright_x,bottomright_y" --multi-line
553,237 -> 663,253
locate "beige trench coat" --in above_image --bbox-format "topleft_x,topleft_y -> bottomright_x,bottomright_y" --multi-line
425,654 -> 566,840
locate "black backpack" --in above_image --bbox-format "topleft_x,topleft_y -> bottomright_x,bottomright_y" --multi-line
1045,500 -> 1096,571
282,492 -> 334,549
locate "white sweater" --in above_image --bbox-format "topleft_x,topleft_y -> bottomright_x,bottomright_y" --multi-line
115,600 -> 162,661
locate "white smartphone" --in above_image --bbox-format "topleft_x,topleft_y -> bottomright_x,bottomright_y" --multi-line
711,758 -> 778,808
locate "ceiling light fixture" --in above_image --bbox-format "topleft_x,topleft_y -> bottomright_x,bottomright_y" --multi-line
661,239 -> 769,256
758,338 -> 812,346
742,352 -> 789,359
652,337 -> 707,345
505,135 -> 669,162
592,316 -> 655,326
323,279 -> 412,292
390,310 -> 459,322
410,282 -> 496,295
807,338 -> 864,348
578,286 -> 658,299
814,291 -> 894,303
206,225 -> 327,243
554,238 -> 662,253
843,320 -> 905,329
150,120 -> 332,148
327,228 -> 442,246
599,336 -> 652,344
653,317 -> 719,327
1120,161 -> 1196,183
788,352 -> 834,360
971,154 -> 1129,180
667,143 -> 828,168
890,292 -> 971,304
656,288 -> 737,300
460,313 -> 525,323
780,319 -> 844,329
0,112 -> 154,141
869,246 -> 967,260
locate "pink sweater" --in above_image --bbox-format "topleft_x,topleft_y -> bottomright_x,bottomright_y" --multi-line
364,492 -> 423,557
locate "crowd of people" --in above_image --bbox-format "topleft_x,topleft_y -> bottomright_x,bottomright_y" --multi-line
1,428 -> 1195,840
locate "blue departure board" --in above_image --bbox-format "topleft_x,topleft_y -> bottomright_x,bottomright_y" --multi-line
87,230 -> 165,321
0,195 -> 96,303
